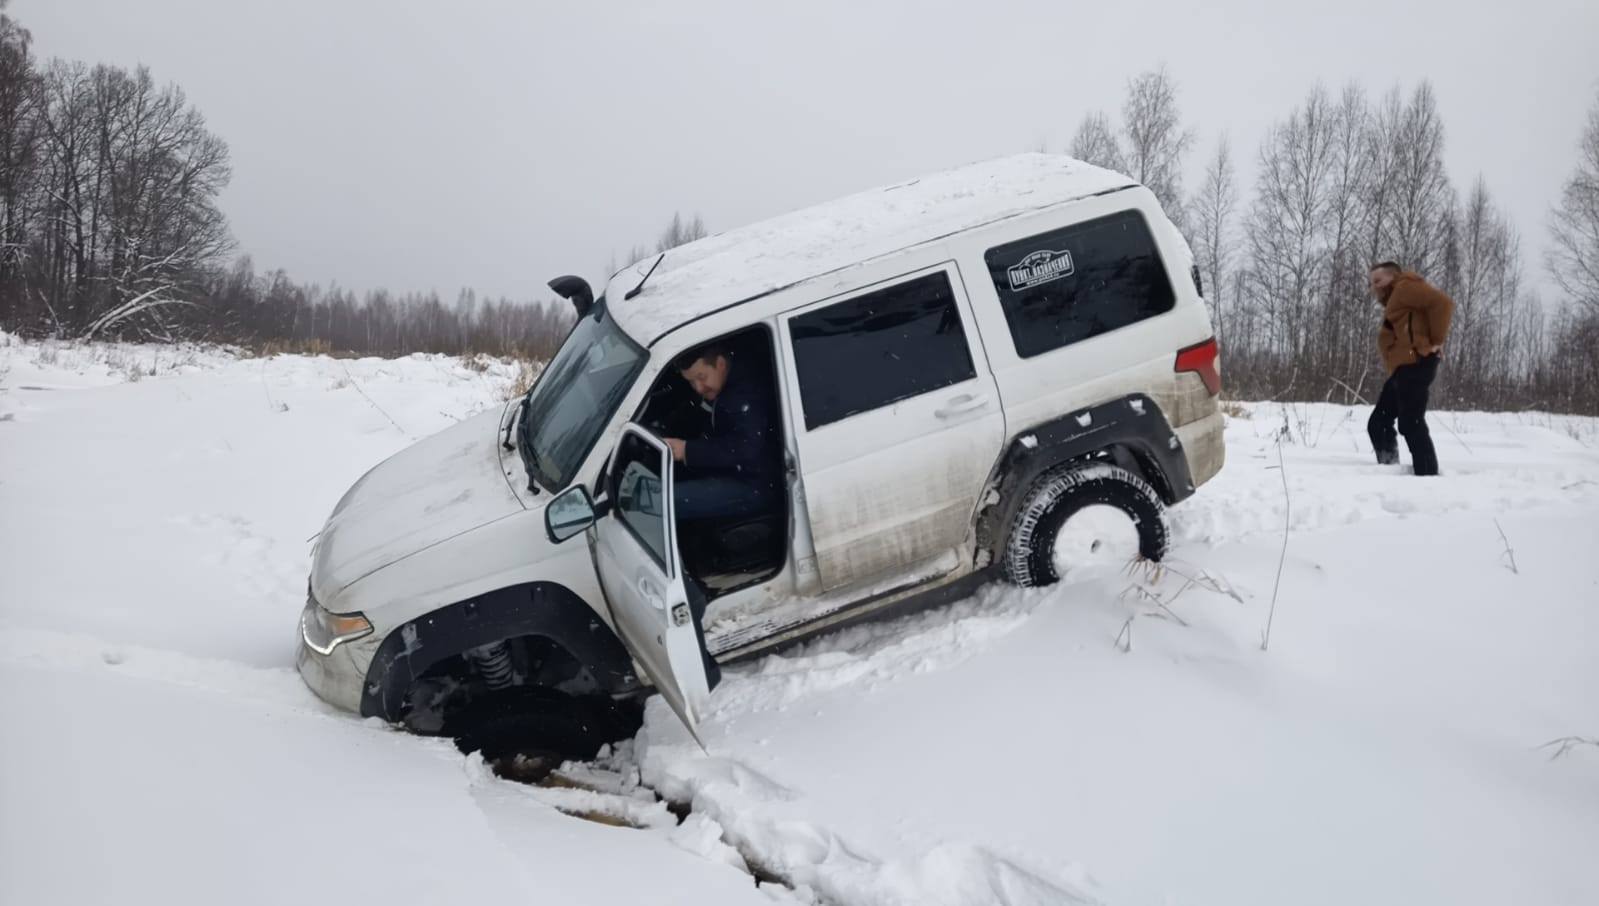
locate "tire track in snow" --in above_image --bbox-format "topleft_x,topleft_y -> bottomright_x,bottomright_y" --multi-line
634,731 -> 1103,906
469,580 -> 1112,904
625,582 -> 1109,906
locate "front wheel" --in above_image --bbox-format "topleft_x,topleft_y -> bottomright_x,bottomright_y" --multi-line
1003,463 -> 1169,588
446,687 -> 642,763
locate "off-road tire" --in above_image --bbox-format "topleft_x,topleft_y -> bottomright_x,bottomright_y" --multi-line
447,687 -> 642,762
1003,463 -> 1169,587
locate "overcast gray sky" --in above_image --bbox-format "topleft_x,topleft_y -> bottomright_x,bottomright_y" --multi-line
17,0 -> 1599,303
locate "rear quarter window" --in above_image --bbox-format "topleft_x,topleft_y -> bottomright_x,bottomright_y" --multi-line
984,209 -> 1176,359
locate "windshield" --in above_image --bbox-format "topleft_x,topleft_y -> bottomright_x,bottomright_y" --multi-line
520,300 -> 647,491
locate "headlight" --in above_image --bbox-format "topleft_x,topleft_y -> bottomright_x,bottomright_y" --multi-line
300,597 -> 373,655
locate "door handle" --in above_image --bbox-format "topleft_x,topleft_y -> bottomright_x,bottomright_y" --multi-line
936,393 -> 990,420
637,576 -> 664,606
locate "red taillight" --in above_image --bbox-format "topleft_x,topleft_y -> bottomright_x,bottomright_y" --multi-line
1175,338 -> 1221,396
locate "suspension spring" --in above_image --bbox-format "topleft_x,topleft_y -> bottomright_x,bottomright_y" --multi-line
467,641 -> 516,690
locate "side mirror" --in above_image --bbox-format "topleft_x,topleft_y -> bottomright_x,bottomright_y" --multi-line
545,485 -> 597,543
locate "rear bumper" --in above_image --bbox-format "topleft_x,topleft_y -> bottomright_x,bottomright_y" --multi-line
1175,410 -> 1226,488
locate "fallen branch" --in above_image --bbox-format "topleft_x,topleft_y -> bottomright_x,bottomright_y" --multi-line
260,361 -> 287,413
1494,519 -> 1519,575
1538,736 -> 1598,760
341,364 -> 410,438
82,286 -> 184,339
1139,560 -> 1244,603
1261,439 -> 1290,651
1331,377 -> 1371,405
1437,416 -> 1475,457
1154,600 -> 1189,627
1114,615 -> 1134,653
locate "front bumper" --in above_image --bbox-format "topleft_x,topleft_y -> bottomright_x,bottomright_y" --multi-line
296,614 -> 381,715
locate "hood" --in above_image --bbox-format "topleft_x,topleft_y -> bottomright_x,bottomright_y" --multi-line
312,404 -> 527,599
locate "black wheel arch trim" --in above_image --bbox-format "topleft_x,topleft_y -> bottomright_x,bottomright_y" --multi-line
359,582 -> 638,721
976,393 -> 1194,554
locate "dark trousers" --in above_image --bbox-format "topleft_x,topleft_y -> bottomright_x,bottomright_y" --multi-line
674,475 -> 779,521
1368,354 -> 1441,475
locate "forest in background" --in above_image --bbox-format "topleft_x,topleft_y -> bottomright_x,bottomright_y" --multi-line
2,3 -> 1595,411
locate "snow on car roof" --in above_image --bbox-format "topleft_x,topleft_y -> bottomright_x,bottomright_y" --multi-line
602,153 -> 1136,344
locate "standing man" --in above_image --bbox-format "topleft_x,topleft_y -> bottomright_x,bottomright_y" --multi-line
1367,261 -> 1454,476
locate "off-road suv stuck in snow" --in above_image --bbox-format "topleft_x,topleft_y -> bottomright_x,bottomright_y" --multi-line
296,153 -> 1225,753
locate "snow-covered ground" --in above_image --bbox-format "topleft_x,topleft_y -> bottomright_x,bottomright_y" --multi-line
2,334 -> 1596,905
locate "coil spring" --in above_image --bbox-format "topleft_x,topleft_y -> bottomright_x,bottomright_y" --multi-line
467,641 -> 516,690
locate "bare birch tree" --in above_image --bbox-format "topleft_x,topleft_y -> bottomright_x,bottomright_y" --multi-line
1243,84 -> 1339,382
1069,111 -> 1125,173
1119,67 -> 1195,220
22,61 -> 233,337
1447,178 -> 1522,399
1315,84 -> 1378,396
656,211 -> 707,253
1547,86 -> 1599,317
1191,137 -> 1237,349
1367,82 -> 1453,278
0,0 -> 41,298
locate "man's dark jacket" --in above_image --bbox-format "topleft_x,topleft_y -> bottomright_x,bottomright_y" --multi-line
683,362 -> 781,483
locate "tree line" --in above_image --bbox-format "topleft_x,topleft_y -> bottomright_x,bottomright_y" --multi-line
0,4 -> 716,360
1073,68 -> 1599,414
3,3 -> 1595,412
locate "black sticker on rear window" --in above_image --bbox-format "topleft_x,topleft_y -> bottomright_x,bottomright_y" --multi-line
984,209 -> 1176,359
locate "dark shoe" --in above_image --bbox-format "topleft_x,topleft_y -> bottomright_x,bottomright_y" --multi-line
1375,449 -> 1399,465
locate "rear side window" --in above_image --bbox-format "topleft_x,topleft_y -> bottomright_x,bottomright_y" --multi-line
789,271 -> 976,430
984,209 -> 1176,359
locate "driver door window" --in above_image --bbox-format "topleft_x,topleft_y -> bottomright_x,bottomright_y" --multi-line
610,431 -> 670,571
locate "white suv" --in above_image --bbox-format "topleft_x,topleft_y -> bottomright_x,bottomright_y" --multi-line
296,153 -> 1225,753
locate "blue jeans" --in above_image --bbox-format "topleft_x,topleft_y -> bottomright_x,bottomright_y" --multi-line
674,476 -> 779,521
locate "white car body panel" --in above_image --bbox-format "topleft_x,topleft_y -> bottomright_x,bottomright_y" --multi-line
774,260 -> 1006,591
309,405 -> 521,603
947,186 -> 1217,437
589,426 -> 711,735
604,153 -> 1134,345
299,152 -> 1226,726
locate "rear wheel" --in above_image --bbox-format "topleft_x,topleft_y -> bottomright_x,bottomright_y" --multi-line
1003,463 -> 1169,587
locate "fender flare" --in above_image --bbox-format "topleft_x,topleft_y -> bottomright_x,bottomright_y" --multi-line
359,582 -> 637,721
975,393 -> 1194,556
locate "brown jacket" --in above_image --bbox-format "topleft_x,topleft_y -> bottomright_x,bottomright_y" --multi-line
1378,272 -> 1454,373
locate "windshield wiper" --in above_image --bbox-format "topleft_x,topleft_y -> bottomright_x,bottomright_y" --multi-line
514,398 -> 542,495
501,397 -> 523,451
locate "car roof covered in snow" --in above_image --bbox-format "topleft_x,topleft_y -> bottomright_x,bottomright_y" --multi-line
601,153 -> 1137,344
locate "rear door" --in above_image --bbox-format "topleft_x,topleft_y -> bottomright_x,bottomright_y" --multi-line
778,262 -> 1005,590
590,424 -> 711,736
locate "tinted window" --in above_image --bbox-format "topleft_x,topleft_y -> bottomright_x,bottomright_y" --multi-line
984,210 -> 1176,358
789,272 -> 976,430
609,432 -> 668,569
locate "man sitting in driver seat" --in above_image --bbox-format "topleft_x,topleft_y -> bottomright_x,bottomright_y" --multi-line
662,342 -> 782,522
